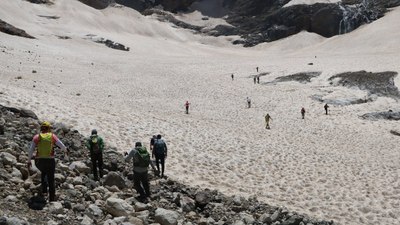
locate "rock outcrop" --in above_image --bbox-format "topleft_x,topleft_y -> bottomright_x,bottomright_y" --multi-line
328,71 -> 400,98
78,0 -> 113,9
0,19 -> 35,39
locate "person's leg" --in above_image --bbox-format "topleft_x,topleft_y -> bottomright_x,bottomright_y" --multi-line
133,172 -> 145,198
155,155 -> 161,175
36,159 -> 48,195
98,153 -> 104,178
160,156 -> 165,177
47,159 -> 56,202
141,172 -> 150,197
91,154 -> 99,180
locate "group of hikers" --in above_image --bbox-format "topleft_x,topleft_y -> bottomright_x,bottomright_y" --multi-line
27,121 -> 168,203
265,103 -> 330,129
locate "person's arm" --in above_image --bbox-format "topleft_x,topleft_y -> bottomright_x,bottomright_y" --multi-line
164,143 -> 168,158
124,149 -> 134,162
99,137 -> 105,151
27,142 -> 36,166
86,138 -> 91,150
28,135 -> 39,167
53,135 -> 68,159
54,136 -> 67,151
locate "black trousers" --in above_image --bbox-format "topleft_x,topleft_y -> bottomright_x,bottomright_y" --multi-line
133,171 -> 150,198
35,158 -> 56,201
155,153 -> 165,176
91,152 -> 103,180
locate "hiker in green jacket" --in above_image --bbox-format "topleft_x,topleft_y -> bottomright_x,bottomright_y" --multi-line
125,142 -> 151,202
86,129 -> 104,181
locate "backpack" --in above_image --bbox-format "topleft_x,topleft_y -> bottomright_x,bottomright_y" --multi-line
91,136 -> 101,154
153,139 -> 165,155
37,133 -> 53,158
135,147 -> 150,167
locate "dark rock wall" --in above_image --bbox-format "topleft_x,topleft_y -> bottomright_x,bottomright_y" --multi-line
74,0 -> 400,46
78,0 -> 113,9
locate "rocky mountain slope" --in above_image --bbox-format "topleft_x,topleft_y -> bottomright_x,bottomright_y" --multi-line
0,104 -> 336,225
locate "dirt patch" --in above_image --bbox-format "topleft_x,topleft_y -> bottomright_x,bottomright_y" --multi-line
274,72 -> 321,84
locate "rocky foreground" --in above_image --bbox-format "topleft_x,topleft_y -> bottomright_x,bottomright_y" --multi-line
0,104 -> 335,225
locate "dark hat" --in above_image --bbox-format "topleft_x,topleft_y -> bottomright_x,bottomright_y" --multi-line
91,129 -> 97,135
135,142 -> 142,147
157,134 -> 162,139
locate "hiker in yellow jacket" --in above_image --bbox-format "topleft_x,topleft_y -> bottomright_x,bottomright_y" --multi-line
27,121 -> 68,202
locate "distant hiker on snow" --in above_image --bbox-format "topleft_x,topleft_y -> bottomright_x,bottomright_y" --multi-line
185,101 -> 190,114
301,107 -> 306,119
86,129 -> 104,181
257,76 -> 260,84
253,76 -> 256,84
256,67 -> 259,72
231,73 -> 234,81
265,113 -> 272,129
247,97 -> 251,108
324,103 -> 329,115
152,134 -> 168,178
125,142 -> 151,202
27,121 -> 68,202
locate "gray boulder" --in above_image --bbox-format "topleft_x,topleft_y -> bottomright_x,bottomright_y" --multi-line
180,196 -> 196,212
195,191 -> 212,208
103,172 -> 126,189
69,161 -> 91,174
105,197 -> 133,217
154,208 -> 179,225
0,152 -> 17,166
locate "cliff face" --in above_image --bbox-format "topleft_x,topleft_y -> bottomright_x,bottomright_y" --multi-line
76,0 -> 400,46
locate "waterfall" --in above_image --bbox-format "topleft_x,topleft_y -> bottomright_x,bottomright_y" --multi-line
338,0 -> 376,35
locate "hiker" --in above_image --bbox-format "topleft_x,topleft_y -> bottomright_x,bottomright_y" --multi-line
247,97 -> 251,108
301,107 -> 306,119
86,129 -> 104,181
149,135 -> 160,176
27,121 -> 68,202
256,67 -> 259,72
125,142 -> 151,202
265,113 -> 272,129
152,134 -> 167,178
324,103 -> 329,115
231,73 -> 234,81
257,76 -> 260,84
253,76 -> 256,84
150,135 -> 157,151
185,101 -> 190,114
